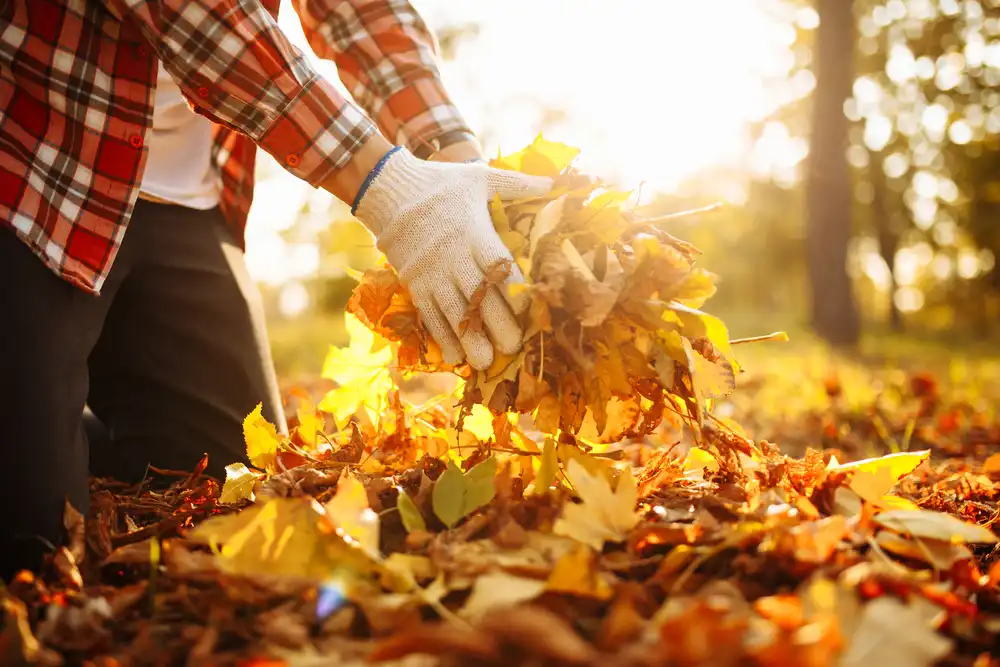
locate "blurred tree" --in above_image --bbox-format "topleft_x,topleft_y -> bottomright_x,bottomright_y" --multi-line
850,0 -> 1000,334
434,22 -> 480,60
868,149 -> 906,330
806,0 -> 862,344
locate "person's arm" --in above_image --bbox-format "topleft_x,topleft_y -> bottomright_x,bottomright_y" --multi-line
291,0 -> 481,159
105,0 -> 389,201
105,0 -> 552,369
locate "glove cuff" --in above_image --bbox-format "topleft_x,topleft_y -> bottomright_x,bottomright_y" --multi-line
352,147 -> 438,237
350,146 -> 402,217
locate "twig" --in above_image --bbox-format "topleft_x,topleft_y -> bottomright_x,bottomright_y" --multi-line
729,331 -> 789,346
630,203 -> 723,227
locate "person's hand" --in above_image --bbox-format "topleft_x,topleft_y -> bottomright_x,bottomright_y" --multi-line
352,147 -> 552,370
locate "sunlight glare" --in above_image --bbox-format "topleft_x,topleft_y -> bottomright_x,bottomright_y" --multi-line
421,0 -> 803,194
245,0 -> 809,283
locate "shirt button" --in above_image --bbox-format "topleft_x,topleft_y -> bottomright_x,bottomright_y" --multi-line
129,135 -> 143,148
137,44 -> 149,56
197,87 -> 209,98
286,154 -> 300,167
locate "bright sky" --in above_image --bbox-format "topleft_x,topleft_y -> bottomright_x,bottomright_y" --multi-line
414,0 -> 809,191
245,0 -> 814,295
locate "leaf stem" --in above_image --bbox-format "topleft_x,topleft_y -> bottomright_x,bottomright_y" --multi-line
729,331 -> 789,346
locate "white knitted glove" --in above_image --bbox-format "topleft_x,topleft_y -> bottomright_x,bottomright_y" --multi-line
352,147 -> 553,370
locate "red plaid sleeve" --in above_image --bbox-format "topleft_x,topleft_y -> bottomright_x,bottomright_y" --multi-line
106,0 -> 378,187
291,0 -> 474,152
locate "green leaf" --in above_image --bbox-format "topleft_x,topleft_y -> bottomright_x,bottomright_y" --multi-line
432,463 -> 466,529
464,456 -> 498,511
432,457 -> 498,528
396,490 -> 427,533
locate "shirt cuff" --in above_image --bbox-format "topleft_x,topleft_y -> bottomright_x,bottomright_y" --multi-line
373,77 -> 475,156
257,74 -> 378,189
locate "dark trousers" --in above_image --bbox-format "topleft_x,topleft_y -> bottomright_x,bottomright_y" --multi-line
0,201 -> 286,580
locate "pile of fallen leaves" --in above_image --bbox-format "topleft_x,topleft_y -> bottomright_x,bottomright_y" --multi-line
341,135 -> 763,442
4,139 -> 1000,667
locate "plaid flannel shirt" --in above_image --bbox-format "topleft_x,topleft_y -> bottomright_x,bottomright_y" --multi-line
0,0 -> 472,294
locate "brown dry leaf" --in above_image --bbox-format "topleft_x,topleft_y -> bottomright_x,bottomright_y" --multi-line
874,509 -> 999,544
102,538 -> 157,567
753,594 -> 804,632
839,596 -> 952,667
0,590 -> 43,666
597,584 -> 647,652
875,531 -> 973,570
255,605 -> 310,650
51,547 -> 82,590
778,515 -> 849,564
459,258 -> 513,336
478,604 -> 599,666
656,596 -> 750,667
368,623 -> 500,664
459,572 -> 547,622
515,366 -> 550,413
63,499 -> 86,565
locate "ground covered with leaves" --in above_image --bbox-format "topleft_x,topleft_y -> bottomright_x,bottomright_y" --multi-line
4,139 -> 1000,667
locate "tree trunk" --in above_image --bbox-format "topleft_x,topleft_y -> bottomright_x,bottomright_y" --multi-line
805,0 -> 861,346
869,152 -> 903,331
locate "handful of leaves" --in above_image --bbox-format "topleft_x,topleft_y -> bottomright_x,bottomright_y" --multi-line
347,136 -> 738,442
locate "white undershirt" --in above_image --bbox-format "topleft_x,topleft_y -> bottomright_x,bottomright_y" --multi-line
139,62 -> 221,209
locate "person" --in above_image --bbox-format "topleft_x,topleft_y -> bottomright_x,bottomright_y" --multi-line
0,0 -> 552,580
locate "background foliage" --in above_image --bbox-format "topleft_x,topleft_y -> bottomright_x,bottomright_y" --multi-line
250,0 -> 1000,378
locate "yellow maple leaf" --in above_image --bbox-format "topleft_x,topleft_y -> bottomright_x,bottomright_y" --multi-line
243,403 -> 281,471
553,459 -> 640,550
295,394 -> 322,450
527,194 -> 567,267
461,404 -> 495,442
828,450 -> 930,503
531,437 -> 558,495
490,134 -> 580,178
681,447 -> 720,480
319,313 -> 393,427
489,193 -> 511,233
219,462 -> 260,505
873,495 -> 920,511
324,470 -> 380,556
546,543 -> 614,600
189,497 -> 373,580
557,443 -> 615,486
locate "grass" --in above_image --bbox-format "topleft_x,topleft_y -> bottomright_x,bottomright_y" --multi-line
267,311 -> 348,381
